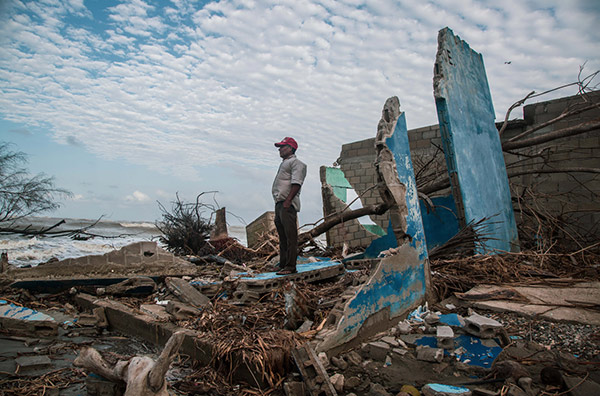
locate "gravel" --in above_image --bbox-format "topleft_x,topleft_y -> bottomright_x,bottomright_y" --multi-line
494,312 -> 600,361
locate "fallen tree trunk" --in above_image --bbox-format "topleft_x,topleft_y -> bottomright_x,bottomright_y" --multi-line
298,202 -> 390,246
74,330 -> 185,396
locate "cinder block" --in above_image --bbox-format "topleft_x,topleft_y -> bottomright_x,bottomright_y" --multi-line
436,326 -> 454,349
463,313 -> 502,338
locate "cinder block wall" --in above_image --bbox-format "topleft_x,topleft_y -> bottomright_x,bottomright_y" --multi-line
503,92 -> 600,243
245,211 -> 275,249
324,92 -> 599,249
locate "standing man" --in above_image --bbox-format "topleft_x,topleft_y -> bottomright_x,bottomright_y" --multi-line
272,137 -> 307,275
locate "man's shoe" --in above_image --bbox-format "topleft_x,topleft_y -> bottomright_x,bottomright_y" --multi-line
276,268 -> 297,275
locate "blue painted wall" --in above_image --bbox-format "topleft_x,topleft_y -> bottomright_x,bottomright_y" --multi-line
363,195 -> 459,258
434,27 -> 519,253
385,112 -> 429,262
320,109 -> 429,349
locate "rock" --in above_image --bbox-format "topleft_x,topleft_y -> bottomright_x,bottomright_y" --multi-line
283,381 -> 305,396
331,356 -> 348,370
384,355 -> 392,366
381,336 -> 400,347
416,347 -> 444,363
330,373 -> 344,392
15,355 -> 52,371
397,320 -> 412,334
363,341 -> 390,361
317,351 -> 329,368
392,348 -> 408,357
295,320 -> 313,333
345,376 -> 361,390
369,383 -> 392,396
345,350 -> 362,366
424,313 -> 440,325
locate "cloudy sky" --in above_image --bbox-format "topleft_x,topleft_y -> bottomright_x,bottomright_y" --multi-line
1,0 -> 599,227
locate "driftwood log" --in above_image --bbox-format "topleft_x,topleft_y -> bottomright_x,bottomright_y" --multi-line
74,331 -> 185,396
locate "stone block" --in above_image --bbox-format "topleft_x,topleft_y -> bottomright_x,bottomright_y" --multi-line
362,341 -> 390,361
463,313 -> 502,338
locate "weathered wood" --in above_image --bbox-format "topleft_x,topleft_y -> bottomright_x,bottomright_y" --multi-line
165,277 -> 211,307
74,331 -> 185,396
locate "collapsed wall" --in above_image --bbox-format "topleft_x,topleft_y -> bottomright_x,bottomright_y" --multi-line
323,91 -> 599,251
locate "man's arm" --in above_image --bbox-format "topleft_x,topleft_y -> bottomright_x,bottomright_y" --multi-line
283,184 -> 301,208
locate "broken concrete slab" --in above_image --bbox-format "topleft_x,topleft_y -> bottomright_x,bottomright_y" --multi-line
232,259 -> 345,296
434,27 -> 519,253
165,300 -> 199,320
165,277 -> 211,308
417,347 -> 444,363
457,283 -> 600,325
105,276 -> 157,296
0,300 -> 58,336
73,293 -> 271,388
15,355 -> 52,372
6,241 -> 198,284
140,304 -> 171,322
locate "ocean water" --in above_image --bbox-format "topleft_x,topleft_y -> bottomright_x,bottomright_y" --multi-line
0,217 -> 247,267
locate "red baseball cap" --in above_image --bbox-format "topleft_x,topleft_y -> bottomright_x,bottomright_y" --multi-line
274,137 -> 298,150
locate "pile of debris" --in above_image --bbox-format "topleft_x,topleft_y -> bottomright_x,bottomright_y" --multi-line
1,243 -> 599,395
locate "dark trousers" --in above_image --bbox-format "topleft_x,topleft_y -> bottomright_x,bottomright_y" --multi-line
274,202 -> 298,270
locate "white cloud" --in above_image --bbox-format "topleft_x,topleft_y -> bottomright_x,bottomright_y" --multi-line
1,0 -> 598,222
125,190 -> 151,202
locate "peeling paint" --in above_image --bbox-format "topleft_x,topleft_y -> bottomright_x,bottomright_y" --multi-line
317,98 -> 429,351
434,28 -> 519,253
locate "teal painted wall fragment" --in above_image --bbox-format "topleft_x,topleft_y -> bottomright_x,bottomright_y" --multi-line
434,27 -> 519,253
324,167 -> 352,202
